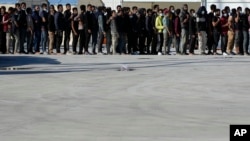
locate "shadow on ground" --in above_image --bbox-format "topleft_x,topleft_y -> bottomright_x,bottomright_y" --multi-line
0,56 -> 60,68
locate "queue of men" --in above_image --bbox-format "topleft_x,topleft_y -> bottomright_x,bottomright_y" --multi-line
0,2 -> 250,56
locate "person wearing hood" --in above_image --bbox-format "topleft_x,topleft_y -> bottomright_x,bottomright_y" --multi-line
155,9 -> 165,55
180,4 -> 189,55
196,6 -> 208,55
207,4 -> 216,55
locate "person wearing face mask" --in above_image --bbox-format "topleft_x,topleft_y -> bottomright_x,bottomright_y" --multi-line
234,7 -> 244,55
220,9 -> 229,55
212,9 -> 221,55
197,6 -> 208,55
189,9 -> 197,55
155,9 -> 165,55
168,5 -> 175,50
180,4 -> 189,55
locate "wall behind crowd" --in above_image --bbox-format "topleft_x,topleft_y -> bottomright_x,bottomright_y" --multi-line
122,2 -> 200,10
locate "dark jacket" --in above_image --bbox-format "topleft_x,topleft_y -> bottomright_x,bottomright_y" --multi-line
64,9 -> 72,29
116,15 -> 125,33
40,10 -> 49,30
18,9 -> 27,28
180,10 -> 189,30
174,16 -> 181,35
32,11 -> 42,31
54,11 -> 65,31
189,15 -> 196,35
48,14 -> 55,32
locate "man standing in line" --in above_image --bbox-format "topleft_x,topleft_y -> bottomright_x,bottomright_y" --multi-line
180,4 -> 189,55
54,4 -> 65,54
18,2 -> 27,54
63,3 -> 72,55
40,3 -> 49,54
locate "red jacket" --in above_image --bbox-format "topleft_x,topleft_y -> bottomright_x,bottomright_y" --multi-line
220,16 -> 228,35
2,13 -> 9,32
174,16 -> 181,35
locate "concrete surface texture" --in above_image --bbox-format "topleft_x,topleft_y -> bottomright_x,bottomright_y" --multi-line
0,55 -> 250,141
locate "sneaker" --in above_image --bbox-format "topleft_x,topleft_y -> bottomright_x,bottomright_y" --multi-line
66,52 -> 71,55
43,52 -> 48,55
158,52 -> 162,56
200,52 -> 206,55
73,51 -> 77,55
223,52 -> 229,56
97,52 -> 104,55
229,52 -> 236,55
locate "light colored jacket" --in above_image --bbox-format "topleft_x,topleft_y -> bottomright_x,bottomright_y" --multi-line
155,15 -> 164,33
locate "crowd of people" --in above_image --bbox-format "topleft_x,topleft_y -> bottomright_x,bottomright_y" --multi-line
0,2 -> 250,56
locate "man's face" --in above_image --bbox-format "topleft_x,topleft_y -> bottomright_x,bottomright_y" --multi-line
184,6 -> 188,11
73,9 -> 78,15
133,8 -> 137,14
35,6 -> 40,11
59,6 -> 63,12
1,9 -> 4,15
67,5 -> 71,10
21,4 -> 26,9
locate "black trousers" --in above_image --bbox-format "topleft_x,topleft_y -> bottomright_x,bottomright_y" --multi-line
72,30 -> 79,52
84,30 -> 91,52
79,29 -> 85,54
189,35 -> 196,53
151,32 -> 158,54
139,33 -> 146,54
207,31 -> 213,53
55,30 -> 63,53
0,31 -> 6,53
213,30 -> 220,53
64,28 -> 71,53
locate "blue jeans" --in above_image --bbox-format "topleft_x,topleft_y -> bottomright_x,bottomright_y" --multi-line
41,30 -> 48,53
34,30 -> 41,52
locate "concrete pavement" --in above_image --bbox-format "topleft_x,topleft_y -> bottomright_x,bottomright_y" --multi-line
0,54 -> 250,141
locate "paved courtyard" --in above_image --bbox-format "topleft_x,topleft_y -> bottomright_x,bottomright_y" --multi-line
0,54 -> 250,141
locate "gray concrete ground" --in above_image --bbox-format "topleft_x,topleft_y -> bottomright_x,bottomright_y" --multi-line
0,54 -> 250,141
